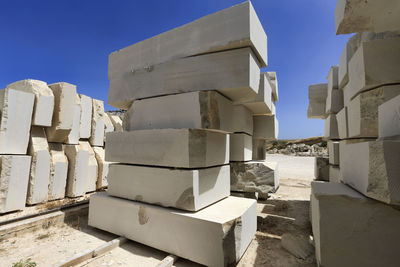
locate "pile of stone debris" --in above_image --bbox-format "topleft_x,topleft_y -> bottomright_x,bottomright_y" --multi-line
266,137 -> 328,157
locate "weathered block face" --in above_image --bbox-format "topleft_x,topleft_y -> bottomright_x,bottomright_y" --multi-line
229,133 -> 252,162
378,94 -> 400,139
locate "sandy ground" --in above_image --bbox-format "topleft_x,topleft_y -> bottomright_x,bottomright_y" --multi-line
0,155 -> 316,267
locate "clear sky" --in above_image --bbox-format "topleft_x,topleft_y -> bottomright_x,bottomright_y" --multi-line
0,0 -> 351,139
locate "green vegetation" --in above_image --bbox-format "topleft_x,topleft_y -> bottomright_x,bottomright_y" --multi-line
12,259 -> 37,267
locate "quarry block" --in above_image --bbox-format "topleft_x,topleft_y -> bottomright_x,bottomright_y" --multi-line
230,133 -> 252,162
89,99 -> 105,147
103,112 -> 114,142
0,155 -> 31,213
108,114 -> 123,132
324,115 -> 339,140
325,88 -> 343,115
253,115 -> 278,140
329,165 -> 341,183
79,94 -> 92,139
6,79 -> 54,126
66,94 -> 81,145
239,72 -> 273,115
327,66 -> 339,92
309,84 -> 328,101
63,144 -> 89,197
48,143 -> 68,201
0,88 -> 34,154
105,129 -> 229,168
307,101 -> 326,119
315,157 -> 329,181
79,141 -> 98,192
308,84 -> 328,119
266,72 -> 278,102
328,141 -> 339,165
378,94 -> 400,139
92,146 -> 109,189
336,107 -> 348,139
107,164 -> 230,211
252,139 -> 266,160
89,193 -> 256,267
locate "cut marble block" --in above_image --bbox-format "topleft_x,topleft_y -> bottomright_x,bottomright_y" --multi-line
109,48 -> 260,109
6,79 -> 54,126
378,94 -> 400,139
230,161 -> 279,198
307,101 -> 326,119
325,88 -> 343,115
230,133 -> 252,162
108,164 -> 230,211
63,144 -> 89,197
48,143 -> 68,201
46,82 -> 76,142
327,66 -> 339,92
123,91 -> 253,135
79,141 -> 98,192
26,127 -> 50,205
0,88 -> 34,154
336,107 -> 348,139
266,72 -> 278,102
252,138 -> 266,160
309,83 -> 328,101
103,113 -> 114,142
340,140 -> 400,205
328,141 -> 339,165
347,38 -> 400,100
0,155 -> 31,213
66,94 -> 81,145
329,165 -> 341,183
324,115 -> 339,140
79,94 -> 92,139
108,1 -> 267,80
335,0 -> 400,34
315,157 -> 329,181
105,129 -> 229,168
89,193 -> 256,267
92,147 -> 109,189
239,72 -> 272,115
311,181 -> 400,267
347,85 -> 400,138
89,99 -> 105,147
253,115 -> 278,140
109,114 -> 123,132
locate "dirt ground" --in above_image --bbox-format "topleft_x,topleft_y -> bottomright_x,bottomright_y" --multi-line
0,155 -> 316,267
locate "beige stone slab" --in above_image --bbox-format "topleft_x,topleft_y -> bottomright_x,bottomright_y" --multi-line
108,1 -> 267,80
92,147 -> 110,189
253,115 -> 278,140
327,66 -> 339,92
79,95 -> 92,139
329,165 -> 341,183
307,101 -> 326,119
378,94 -> 400,139
108,114 -> 123,132
107,164 -> 230,211
230,133 -> 252,162
239,72 -> 273,115
325,88 -> 343,115
79,141 -> 98,192
66,94 -> 81,145
324,114 -> 339,140
252,138 -> 265,160
314,157 -> 329,181
89,193 -> 256,267
266,72 -> 278,102
63,144 -> 89,197
105,129 -> 229,168
309,83 -> 328,100
89,99 -> 105,147
311,181 -> 400,267
336,107 -> 348,139
103,112 -> 114,142
328,141 -> 339,166
48,143 -> 68,201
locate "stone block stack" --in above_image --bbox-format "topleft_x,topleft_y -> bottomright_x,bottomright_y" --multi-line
308,1 -> 400,265
89,2 -> 278,266
0,79 -> 115,214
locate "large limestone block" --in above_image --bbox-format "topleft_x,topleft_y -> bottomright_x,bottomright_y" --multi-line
308,84 -> 328,119
89,99 -> 105,147
103,112 -> 114,142
66,94 -> 81,145
378,94 -> 400,139
239,72 -> 273,115
46,82 -> 76,142
336,107 -> 348,139
325,88 -> 343,115
108,164 -> 230,211
347,38 -> 400,100
309,83 -> 328,101
252,138 -> 265,161
89,193 -> 256,267
335,0 -> 400,34
79,94 -> 92,139
0,155 -> 31,213
109,48 -> 260,109
253,115 -> 278,140
266,72 -> 278,102
108,1 -> 267,80
105,129 -> 229,168
328,141 -> 339,165
315,157 -> 329,181
108,114 -> 123,132
6,79 -> 54,126
26,127 -> 51,205
48,143 -> 68,201
63,144 -> 89,197
311,181 -> 400,267
231,160 -> 279,198
230,133 -> 252,162
340,140 -> 400,205
123,91 -> 253,135
92,146 -> 109,189
0,88 -> 34,154
347,85 -> 400,138
329,165 -> 341,183
307,101 -> 326,119
327,66 -> 339,92
324,115 -> 339,140
79,141 -> 98,192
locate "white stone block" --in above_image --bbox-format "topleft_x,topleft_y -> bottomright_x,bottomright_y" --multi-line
348,85 -> 400,138
253,115 -> 278,140
79,94 -> 92,139
307,101 -> 326,119
230,133 -> 252,162
89,193 -> 256,267
266,72 -> 278,102
252,138 -> 265,160
6,79 -> 54,126
378,94 -> 400,139
0,155 -> 31,213
108,1 -> 267,80
103,112 -> 114,142
328,141 -> 339,165
239,72 -> 273,115
329,165 -> 341,183
48,143 -> 68,201
336,107 -> 348,139
108,164 -> 230,211
123,91 -> 253,135
66,94 -> 81,145
108,114 -> 123,132
63,143 -> 89,197
46,82 -> 76,142
309,83 -> 328,101
340,139 -> 400,205
311,181 -> 400,267
109,48 -> 260,109
26,127 -> 50,205
335,0 -> 400,34
89,99 -> 105,147
105,129 -> 229,168
325,88 -> 343,115
79,141 -> 98,192
324,115 -> 339,140
327,66 -> 339,92
92,146 -> 110,189
0,88 -> 34,154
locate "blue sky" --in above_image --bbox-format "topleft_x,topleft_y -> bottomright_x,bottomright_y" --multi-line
0,0 -> 351,139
